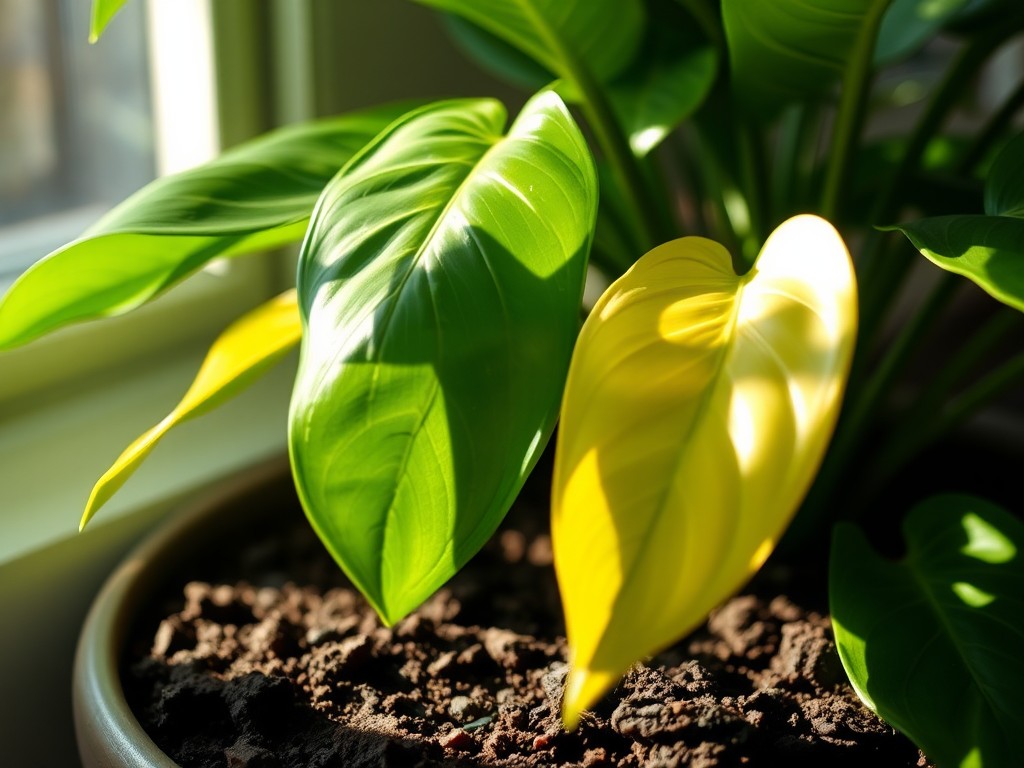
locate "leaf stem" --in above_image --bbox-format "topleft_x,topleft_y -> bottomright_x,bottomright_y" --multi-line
857,26 -> 1020,356
736,122 -> 768,262
803,272 -> 959,523
516,0 -> 664,251
903,307 -> 1021,426
869,349 -> 1024,492
820,0 -> 892,220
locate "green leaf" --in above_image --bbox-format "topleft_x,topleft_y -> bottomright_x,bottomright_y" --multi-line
413,0 -> 646,82
984,130 -> 1024,218
90,0 -> 128,42
605,14 -> 718,157
722,0 -> 874,116
876,0 -> 975,63
830,496 -> 1024,768
290,93 -> 597,625
0,103 -> 412,350
553,215 -> 858,726
81,290 -> 301,530
441,14 -> 553,89
888,216 -> 1024,312
888,131 -> 1024,312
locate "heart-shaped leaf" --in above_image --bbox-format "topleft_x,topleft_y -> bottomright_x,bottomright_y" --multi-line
0,103 -> 411,349
888,130 -> 1024,312
830,495 -> 1024,768
553,215 -> 857,725
91,0 -> 128,42
413,0 -> 645,83
722,0 -> 875,116
290,93 -> 597,625
82,289 -> 301,529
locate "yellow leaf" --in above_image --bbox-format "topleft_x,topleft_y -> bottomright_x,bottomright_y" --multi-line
80,289 -> 301,530
552,215 -> 857,727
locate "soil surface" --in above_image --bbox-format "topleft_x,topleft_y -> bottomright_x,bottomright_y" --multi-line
125,498 -> 931,768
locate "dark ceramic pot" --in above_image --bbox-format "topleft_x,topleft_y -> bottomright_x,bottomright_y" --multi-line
72,457 -> 292,768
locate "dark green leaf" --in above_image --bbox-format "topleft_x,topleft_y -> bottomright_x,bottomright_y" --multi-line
830,495 -> 1024,768
441,13 -> 553,88
721,0 -> 874,116
90,0 -> 128,42
888,215 -> 1024,312
290,93 -> 597,624
875,0 -> 974,63
888,131 -> 1024,312
0,103 -> 413,349
984,130 -> 1024,218
413,0 -> 646,82
606,16 -> 718,157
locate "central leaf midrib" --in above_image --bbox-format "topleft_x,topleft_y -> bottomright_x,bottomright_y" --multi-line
373,124 -> 510,611
905,554 -> 1003,732
604,269 -> 750,642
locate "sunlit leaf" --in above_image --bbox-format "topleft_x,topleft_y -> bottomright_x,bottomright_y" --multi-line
888,130 -> 1024,312
831,495 -> 1024,768
90,0 -> 128,42
0,103 -> 412,350
413,0 -> 645,82
81,290 -> 301,529
722,0 -> 874,116
290,93 -> 597,625
553,215 -> 857,726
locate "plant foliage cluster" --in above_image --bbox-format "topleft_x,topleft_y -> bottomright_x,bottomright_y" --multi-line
3,1 -> 1023,764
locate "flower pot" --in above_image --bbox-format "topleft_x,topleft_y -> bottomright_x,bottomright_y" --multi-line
73,457 -> 293,768
73,455 -> 927,767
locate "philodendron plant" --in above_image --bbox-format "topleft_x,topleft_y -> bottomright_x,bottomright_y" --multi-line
3,0 -> 1024,764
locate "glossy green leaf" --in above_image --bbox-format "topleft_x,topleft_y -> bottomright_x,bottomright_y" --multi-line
553,215 -> 858,726
81,290 -> 301,529
605,16 -> 718,157
888,131 -> 1024,312
441,14 -> 553,89
830,496 -> 1024,768
722,0 -> 874,115
290,93 -> 597,625
876,0 -> 974,63
413,0 -> 646,82
90,0 -> 128,42
0,103 -> 412,350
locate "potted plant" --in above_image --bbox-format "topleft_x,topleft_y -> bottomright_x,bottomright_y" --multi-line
2,0 -> 1023,765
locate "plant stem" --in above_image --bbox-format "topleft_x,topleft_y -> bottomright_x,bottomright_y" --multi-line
821,0 -> 892,221
516,1 -> 664,251
803,272 -> 959,524
736,122 -> 768,263
870,349 -> 1024,491
857,28 -> 1019,356
904,307 -> 1021,425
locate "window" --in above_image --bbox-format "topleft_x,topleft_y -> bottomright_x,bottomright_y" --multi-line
0,0 -> 153,283
0,0 -> 287,559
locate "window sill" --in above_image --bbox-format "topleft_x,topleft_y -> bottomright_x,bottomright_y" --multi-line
0,339 -> 296,566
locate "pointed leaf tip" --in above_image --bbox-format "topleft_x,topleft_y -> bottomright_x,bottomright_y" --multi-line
554,215 -> 857,721
80,290 -> 300,529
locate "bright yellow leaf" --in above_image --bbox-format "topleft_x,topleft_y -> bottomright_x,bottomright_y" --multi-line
80,289 -> 301,530
552,215 -> 857,727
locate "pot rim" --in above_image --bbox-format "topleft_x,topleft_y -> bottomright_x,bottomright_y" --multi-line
72,456 -> 293,768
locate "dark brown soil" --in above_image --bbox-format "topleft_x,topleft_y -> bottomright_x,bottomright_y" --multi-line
124,498 -> 930,768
